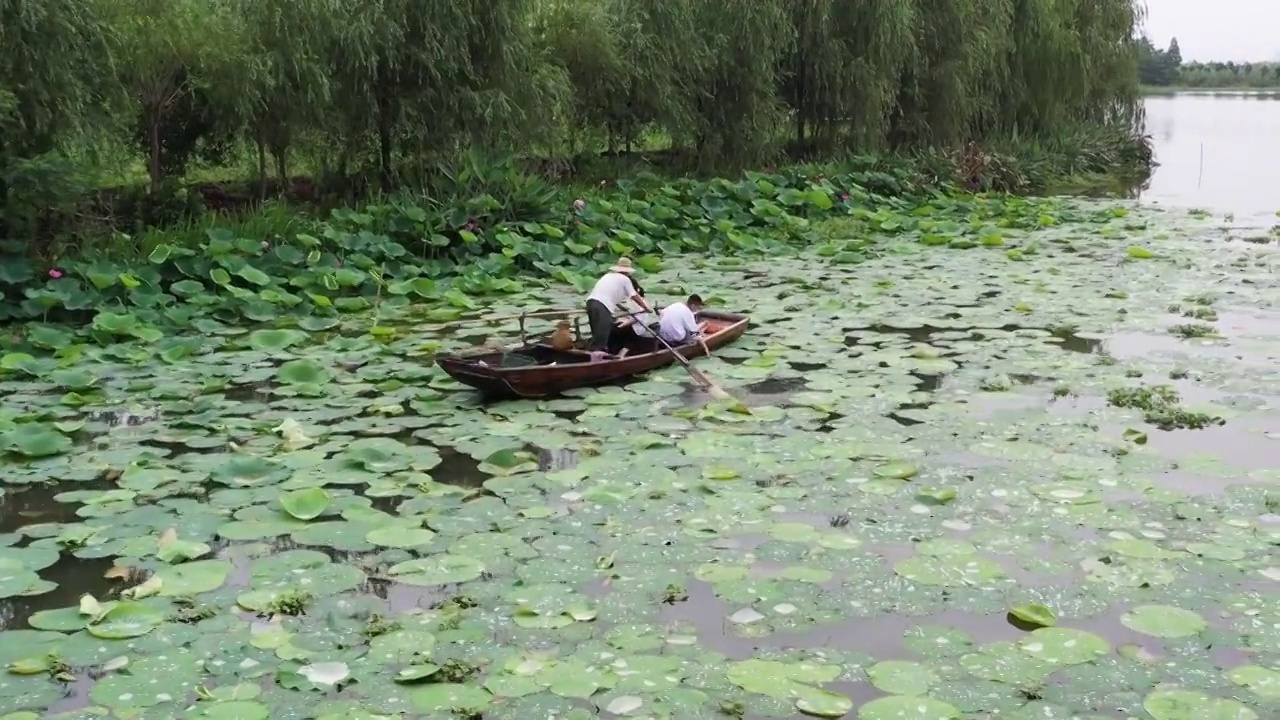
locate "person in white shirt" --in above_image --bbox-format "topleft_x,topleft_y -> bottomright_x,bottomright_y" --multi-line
584,257 -> 651,352
632,294 -> 708,353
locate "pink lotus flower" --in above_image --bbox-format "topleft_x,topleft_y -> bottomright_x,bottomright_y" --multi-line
572,199 -> 585,212
48,269 -> 63,279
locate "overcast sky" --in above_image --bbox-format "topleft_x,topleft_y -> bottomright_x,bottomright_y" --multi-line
1141,0 -> 1279,62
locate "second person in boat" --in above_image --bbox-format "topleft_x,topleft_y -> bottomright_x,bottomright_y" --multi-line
585,257 -> 652,357
631,294 -> 710,355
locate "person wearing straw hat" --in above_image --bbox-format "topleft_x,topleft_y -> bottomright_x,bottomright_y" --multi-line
585,257 -> 651,354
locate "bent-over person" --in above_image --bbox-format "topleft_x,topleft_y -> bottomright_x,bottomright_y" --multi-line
584,257 -> 651,353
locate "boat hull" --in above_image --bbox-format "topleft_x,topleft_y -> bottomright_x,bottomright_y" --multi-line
435,310 -> 749,399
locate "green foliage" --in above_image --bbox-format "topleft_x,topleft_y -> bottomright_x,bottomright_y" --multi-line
0,167 -> 869,327
1140,35 -> 1280,90
1139,37 -> 1182,87
0,0 -> 1147,217
1176,61 -> 1280,90
0,161 -> 1081,342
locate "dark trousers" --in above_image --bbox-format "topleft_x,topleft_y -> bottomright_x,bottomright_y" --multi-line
585,299 -> 614,350
607,321 -> 660,354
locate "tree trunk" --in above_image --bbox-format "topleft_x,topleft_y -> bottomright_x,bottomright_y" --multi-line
375,84 -> 396,192
274,151 -> 288,188
377,115 -> 393,192
255,127 -> 268,200
147,106 -> 162,193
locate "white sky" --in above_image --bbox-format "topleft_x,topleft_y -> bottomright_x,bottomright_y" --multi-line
1141,0 -> 1280,62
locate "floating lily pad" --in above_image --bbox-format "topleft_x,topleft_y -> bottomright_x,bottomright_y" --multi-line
155,560 -> 232,596
857,696 -> 960,720
727,659 -> 841,700
279,487 -> 331,520
1142,689 -> 1258,720
894,555 -> 1005,586
409,683 -> 492,713
388,554 -> 484,585
1018,627 -> 1110,666
366,526 -> 435,548
1225,665 -> 1280,700
87,602 -> 165,639
1121,605 -> 1208,638
796,688 -> 854,718
1008,603 -> 1057,628
867,660 -> 937,695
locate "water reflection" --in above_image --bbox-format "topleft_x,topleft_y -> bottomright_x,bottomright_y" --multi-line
1142,92 -> 1280,218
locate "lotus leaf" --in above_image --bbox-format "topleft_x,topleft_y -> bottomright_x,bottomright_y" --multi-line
279,487 -> 331,520
1142,690 -> 1258,720
857,696 -> 960,720
1,196 -> 1277,720
86,602 -> 165,639
1120,605 -> 1208,638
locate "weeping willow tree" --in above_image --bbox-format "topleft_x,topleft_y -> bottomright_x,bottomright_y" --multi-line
981,0 -> 1141,137
323,0 -> 542,188
535,0 -> 636,154
98,0 -> 244,191
785,0 -> 917,154
889,0 -> 1009,148
234,0 -> 340,193
1071,0 -> 1144,129
1,0 -> 113,238
4,0 -> 1152,210
687,0 -> 792,167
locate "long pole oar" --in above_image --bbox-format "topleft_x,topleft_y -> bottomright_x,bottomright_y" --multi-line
623,310 -> 743,407
450,308 -> 632,324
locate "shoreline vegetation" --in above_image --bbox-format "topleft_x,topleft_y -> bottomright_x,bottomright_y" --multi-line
4,0 -> 1152,280
1141,85 -> 1280,94
1139,37 -> 1280,92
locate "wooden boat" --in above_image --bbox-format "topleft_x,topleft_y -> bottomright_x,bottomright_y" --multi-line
435,309 -> 749,399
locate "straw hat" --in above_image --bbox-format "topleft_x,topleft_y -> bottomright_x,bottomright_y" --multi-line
609,257 -> 635,274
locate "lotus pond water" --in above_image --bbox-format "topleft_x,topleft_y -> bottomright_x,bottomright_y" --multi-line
0,201 -> 1277,720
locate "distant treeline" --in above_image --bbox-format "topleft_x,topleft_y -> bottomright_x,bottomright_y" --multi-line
1139,37 -> 1280,89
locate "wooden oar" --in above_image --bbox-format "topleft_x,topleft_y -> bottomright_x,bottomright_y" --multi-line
622,310 -> 743,407
450,307 -> 640,325
483,309 -> 579,323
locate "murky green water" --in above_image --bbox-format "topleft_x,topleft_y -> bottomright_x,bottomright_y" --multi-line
2,197 -> 1278,717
